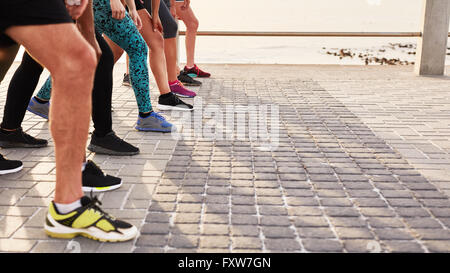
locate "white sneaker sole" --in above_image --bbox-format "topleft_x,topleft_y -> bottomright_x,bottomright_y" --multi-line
0,164 -> 23,175
44,213 -> 138,242
157,104 -> 193,112
82,180 -> 122,193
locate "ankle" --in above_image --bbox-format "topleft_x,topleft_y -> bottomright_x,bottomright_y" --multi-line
54,198 -> 82,214
139,111 -> 153,118
0,127 -> 19,133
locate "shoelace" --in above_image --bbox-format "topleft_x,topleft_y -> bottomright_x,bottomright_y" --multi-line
176,80 -> 186,88
172,94 -> 183,105
151,112 -> 167,122
194,65 -> 201,74
87,194 -> 115,221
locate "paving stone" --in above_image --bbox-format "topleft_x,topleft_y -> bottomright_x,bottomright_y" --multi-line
230,225 -> 260,237
199,236 -> 230,249
0,216 -> 27,238
0,239 -> 36,252
367,217 -> 405,228
262,227 -> 296,238
201,224 -> 229,235
404,218 -> 443,229
171,224 -> 200,235
383,241 -> 424,253
328,217 -> 367,228
141,223 -> 170,235
260,216 -> 291,227
423,241 -> 450,252
264,238 -> 301,252
413,229 -> 450,240
293,216 -> 329,227
297,227 -> 336,239
302,239 -> 343,252
343,239 -> 384,253
374,229 -> 415,240
335,227 -> 374,239
136,235 -> 168,247
31,241 -> 68,253
169,235 -> 199,248
232,237 -> 263,249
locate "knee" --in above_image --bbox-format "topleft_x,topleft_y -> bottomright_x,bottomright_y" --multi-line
64,44 -> 97,76
186,18 -> 199,31
131,38 -> 148,57
148,33 -> 164,52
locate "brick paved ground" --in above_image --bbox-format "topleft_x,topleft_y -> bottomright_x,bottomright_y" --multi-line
0,64 -> 449,253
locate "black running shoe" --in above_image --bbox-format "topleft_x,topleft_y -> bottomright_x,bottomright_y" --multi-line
0,127 -> 48,148
157,92 -> 194,111
178,71 -> 202,86
82,160 -> 122,192
123,73 -> 131,87
0,154 -> 23,175
87,131 -> 140,156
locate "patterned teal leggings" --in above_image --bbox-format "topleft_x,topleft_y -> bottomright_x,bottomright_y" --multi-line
37,0 -> 153,113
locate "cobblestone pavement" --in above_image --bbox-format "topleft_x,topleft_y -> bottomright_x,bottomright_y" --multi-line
0,64 -> 449,253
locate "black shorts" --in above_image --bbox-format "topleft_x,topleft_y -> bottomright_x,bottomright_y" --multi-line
143,0 -> 178,39
0,0 -> 73,47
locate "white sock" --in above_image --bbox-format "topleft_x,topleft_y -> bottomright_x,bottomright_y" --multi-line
186,65 -> 194,69
82,161 -> 87,172
55,199 -> 82,214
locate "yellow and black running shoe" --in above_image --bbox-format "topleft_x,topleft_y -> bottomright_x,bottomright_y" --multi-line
45,196 -> 138,242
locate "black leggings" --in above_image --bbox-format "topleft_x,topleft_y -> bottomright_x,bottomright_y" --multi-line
1,31 -> 114,137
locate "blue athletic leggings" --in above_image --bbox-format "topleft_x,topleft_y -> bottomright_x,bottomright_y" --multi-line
36,0 -> 153,113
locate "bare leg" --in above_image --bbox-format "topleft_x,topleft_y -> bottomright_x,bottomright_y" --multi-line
137,9 -> 170,94
104,35 -> 124,63
164,37 -> 179,82
175,3 -> 198,68
6,23 -> 97,204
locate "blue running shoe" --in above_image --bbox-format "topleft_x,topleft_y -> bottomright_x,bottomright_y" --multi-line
135,112 -> 176,133
27,97 -> 49,120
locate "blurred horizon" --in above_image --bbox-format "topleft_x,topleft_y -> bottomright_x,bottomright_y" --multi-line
14,0 -> 450,65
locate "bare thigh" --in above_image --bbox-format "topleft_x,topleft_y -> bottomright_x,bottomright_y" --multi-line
5,23 -> 95,77
138,9 -> 165,51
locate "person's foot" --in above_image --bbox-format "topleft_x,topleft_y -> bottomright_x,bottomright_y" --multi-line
0,154 -> 23,175
183,64 -> 211,78
123,73 -> 131,87
27,97 -> 49,120
169,80 -> 196,98
82,160 -> 122,192
178,71 -> 202,86
88,131 -> 140,156
45,195 -> 138,242
135,112 -> 175,133
0,127 -> 48,148
158,92 -> 194,112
